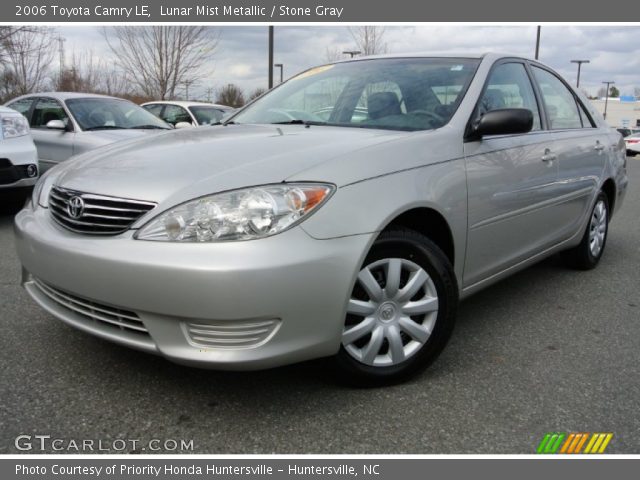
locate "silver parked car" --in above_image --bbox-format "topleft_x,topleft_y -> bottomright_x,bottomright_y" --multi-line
142,101 -> 234,127
5,92 -> 171,172
0,106 -> 39,196
15,54 -> 628,384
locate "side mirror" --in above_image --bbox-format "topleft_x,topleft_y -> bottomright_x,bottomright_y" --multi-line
46,119 -> 66,130
468,108 -> 533,140
174,121 -> 195,129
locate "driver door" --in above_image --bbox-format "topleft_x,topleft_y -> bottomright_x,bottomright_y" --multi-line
29,97 -> 75,171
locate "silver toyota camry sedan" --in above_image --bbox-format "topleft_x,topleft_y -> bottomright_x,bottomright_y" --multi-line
14,54 -> 629,384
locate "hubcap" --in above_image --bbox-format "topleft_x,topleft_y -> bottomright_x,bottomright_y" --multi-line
588,200 -> 607,257
342,258 -> 439,367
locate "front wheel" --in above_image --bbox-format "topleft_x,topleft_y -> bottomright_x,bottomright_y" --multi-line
561,192 -> 609,270
333,228 -> 458,386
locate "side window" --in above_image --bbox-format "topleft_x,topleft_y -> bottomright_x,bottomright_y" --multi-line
532,67 -> 582,129
143,104 -> 164,117
6,98 -> 34,120
31,98 -> 70,129
162,105 -> 192,126
478,62 -> 541,131
577,101 -> 595,128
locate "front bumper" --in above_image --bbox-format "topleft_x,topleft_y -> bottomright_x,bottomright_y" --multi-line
0,135 -> 39,189
14,206 -> 374,370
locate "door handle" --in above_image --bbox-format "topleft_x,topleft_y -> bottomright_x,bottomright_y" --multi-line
594,141 -> 605,151
541,148 -> 556,162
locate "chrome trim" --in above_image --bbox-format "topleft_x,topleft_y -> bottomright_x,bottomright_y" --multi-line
49,186 -> 156,235
182,319 -> 281,349
33,278 -> 149,335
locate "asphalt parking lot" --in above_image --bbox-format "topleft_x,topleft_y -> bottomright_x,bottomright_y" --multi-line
1,159 -> 638,454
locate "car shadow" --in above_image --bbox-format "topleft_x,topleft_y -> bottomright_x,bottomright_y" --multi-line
0,189 -> 29,217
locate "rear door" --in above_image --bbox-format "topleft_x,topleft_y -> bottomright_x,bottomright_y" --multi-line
530,65 -> 609,239
463,60 -> 561,287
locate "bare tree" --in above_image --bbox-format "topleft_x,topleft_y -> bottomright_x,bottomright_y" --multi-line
634,87 -> 640,98
1,27 -> 55,97
324,46 -> 343,63
53,50 -> 130,97
0,27 -> 29,65
247,87 -> 266,101
348,26 -> 387,56
216,84 -> 245,108
102,26 -> 219,100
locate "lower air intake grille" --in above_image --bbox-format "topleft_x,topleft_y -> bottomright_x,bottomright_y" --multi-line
183,319 -> 281,349
49,186 -> 156,235
33,278 -> 149,336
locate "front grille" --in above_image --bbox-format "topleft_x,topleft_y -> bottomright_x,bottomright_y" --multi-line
49,186 -> 156,235
184,319 -> 281,349
33,278 -> 149,336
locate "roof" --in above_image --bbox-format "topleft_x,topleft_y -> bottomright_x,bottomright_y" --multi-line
141,100 -> 232,109
6,91 -> 125,102
328,52 -> 536,65
0,106 -> 20,114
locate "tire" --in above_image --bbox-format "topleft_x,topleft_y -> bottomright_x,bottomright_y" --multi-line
561,191 -> 609,270
333,228 -> 458,386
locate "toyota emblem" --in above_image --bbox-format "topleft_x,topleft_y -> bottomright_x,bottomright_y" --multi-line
67,196 -> 85,219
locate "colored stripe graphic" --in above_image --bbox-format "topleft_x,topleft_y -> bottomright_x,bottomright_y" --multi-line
573,433 -> 589,453
538,433 -> 612,454
584,433 -> 614,454
537,433 -> 566,453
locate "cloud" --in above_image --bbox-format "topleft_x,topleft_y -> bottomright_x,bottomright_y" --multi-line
56,25 -> 640,99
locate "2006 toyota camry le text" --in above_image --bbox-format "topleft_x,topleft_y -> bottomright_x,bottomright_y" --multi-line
15,53 -> 629,384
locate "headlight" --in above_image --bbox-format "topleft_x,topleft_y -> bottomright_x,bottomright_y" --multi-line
32,168 -> 55,209
136,183 -> 335,242
1,114 -> 30,139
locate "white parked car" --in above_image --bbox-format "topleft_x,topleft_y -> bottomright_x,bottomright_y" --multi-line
142,101 -> 234,128
0,106 -> 38,195
624,132 -> 640,155
5,93 -> 172,172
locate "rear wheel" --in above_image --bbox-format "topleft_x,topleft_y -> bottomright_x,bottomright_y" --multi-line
333,228 -> 458,386
562,191 -> 609,270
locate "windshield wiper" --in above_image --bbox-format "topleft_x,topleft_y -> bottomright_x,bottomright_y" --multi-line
83,126 -> 126,131
130,125 -> 171,130
269,120 -> 327,126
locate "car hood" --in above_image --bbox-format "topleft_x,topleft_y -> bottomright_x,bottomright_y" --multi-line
54,124 -> 406,205
78,128 -> 164,143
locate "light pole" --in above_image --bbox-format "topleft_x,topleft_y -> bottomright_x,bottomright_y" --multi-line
182,80 -> 195,100
602,81 -> 615,120
274,63 -> 283,83
571,60 -> 590,88
268,26 -> 274,89
343,50 -> 361,58
535,26 -> 541,60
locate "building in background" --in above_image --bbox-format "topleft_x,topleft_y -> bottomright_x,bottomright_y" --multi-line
589,97 -> 640,128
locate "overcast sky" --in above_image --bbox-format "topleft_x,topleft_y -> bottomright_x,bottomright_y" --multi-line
58,25 -> 640,99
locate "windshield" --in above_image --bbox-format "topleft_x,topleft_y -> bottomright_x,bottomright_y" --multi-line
189,106 -> 230,125
231,58 -> 480,131
65,98 -> 171,131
